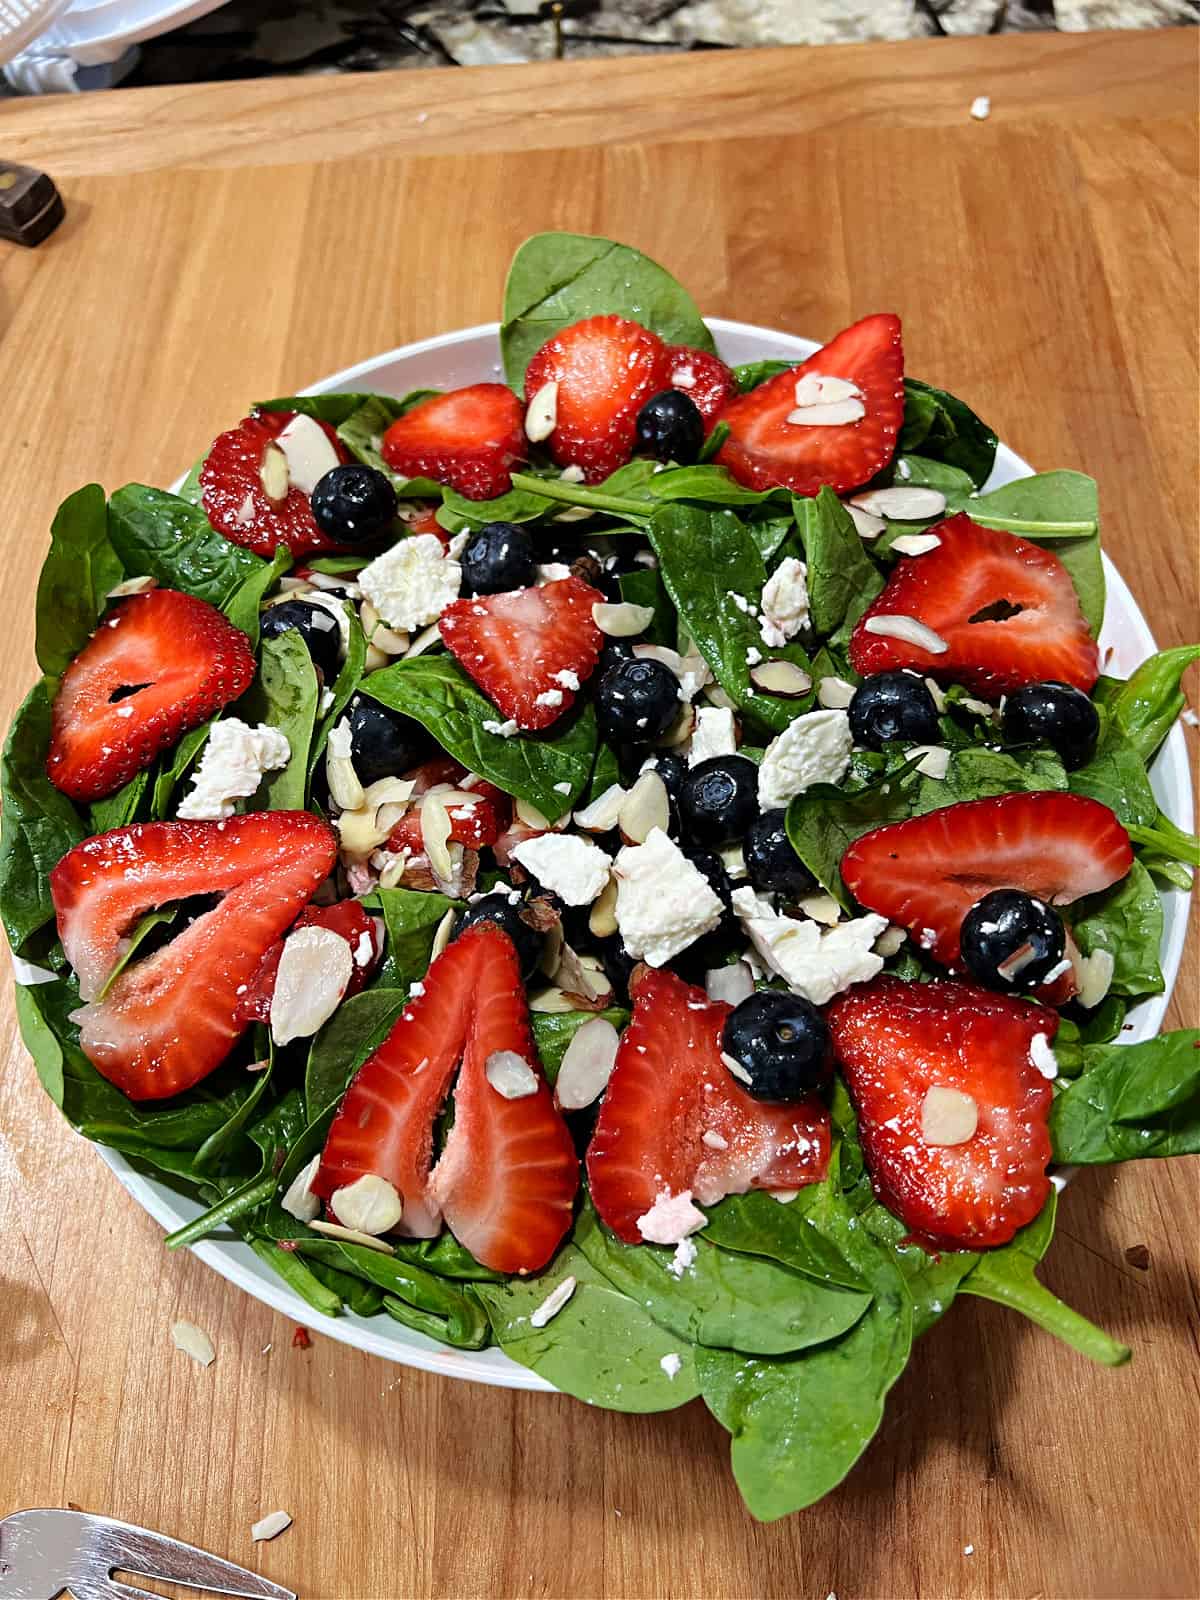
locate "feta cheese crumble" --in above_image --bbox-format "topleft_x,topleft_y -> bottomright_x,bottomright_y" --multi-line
759,557 -> 810,648
757,709 -> 852,809
731,888 -> 887,1004
359,533 -> 461,633
637,1189 -> 707,1245
177,719 -> 290,820
688,705 -> 737,767
482,718 -> 520,738
660,1352 -> 683,1380
666,1236 -> 698,1278
511,832 -> 612,905
614,828 -> 724,966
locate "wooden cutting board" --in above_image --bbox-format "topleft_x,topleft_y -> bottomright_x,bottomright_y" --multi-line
0,27 -> 1196,1600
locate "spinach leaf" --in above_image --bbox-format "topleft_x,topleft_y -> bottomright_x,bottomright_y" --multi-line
648,504 -> 812,737
574,1203 -> 870,1356
859,1201 -> 978,1337
305,1259 -> 386,1316
900,378 -> 997,488
960,1190 -> 1129,1366
792,487 -> 884,638
246,1234 -> 345,1318
1103,644 -> 1200,762
362,656 -> 597,818
969,470 -> 1099,539
257,392 -> 383,425
291,1236 -> 489,1348
222,547 -> 292,643
732,359 -> 794,393
649,465 -> 783,508
89,770 -> 151,833
193,1049 -> 275,1173
437,481 -> 555,533
390,1232 -> 505,1283
531,1008 -> 629,1082
699,1190 -> 869,1294
151,721 -> 213,819
108,485 -> 265,609
96,905 -> 178,999
237,631 -> 318,811
1,680 -> 85,956
305,987 -> 409,1121
309,605 -> 365,772
35,485 -> 123,678
697,1173 -> 913,1521
13,979 -> 66,1105
1126,812 -> 1200,868
1069,721 -> 1158,829
892,455 -> 976,502
1067,861 -> 1163,998
477,1244 -> 699,1409
1049,1029 -> 1200,1164
372,887 -> 459,989
501,232 -> 713,388
166,1088 -> 307,1249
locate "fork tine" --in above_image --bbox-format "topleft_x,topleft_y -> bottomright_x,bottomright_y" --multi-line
88,1515 -> 296,1600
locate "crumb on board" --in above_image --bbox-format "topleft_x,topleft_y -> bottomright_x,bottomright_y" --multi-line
1124,1243 -> 1151,1270
292,1326 -> 312,1349
969,96 -> 991,121
251,1511 -> 292,1543
171,1320 -> 215,1367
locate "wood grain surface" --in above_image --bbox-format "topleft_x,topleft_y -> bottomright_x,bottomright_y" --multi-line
1,29 -> 1197,1600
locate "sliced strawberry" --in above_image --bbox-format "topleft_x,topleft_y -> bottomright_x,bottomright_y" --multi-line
715,313 -> 904,495
381,385 -> 526,502
47,589 -> 255,804
586,966 -> 829,1244
841,792 -> 1133,977
849,513 -> 1099,695
524,315 -> 673,483
429,924 -> 578,1273
404,505 -> 446,540
665,344 -> 738,428
828,976 -> 1055,1249
234,897 -> 381,1026
439,575 -> 605,731
51,812 -> 335,1100
200,410 -> 351,559
314,930 -> 480,1238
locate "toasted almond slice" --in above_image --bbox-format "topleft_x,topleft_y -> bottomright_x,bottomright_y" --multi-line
556,1017 -> 620,1111
430,906 -> 456,961
108,574 -> 157,598
259,441 -> 289,503
863,614 -> 949,654
525,380 -> 559,442
330,1174 -> 403,1235
921,1085 -> 978,1146
851,486 -> 947,521
655,703 -> 695,747
485,1049 -> 539,1100
618,770 -> 670,844
817,675 -> 857,709
749,660 -> 812,697
797,892 -> 841,927
913,745 -> 951,779
308,1219 -> 396,1254
706,961 -> 755,1007
271,926 -> 353,1045
786,398 -> 866,426
575,783 -> 628,833
588,875 -> 619,938
171,1320 -> 216,1366
593,600 -> 656,637
528,986 -> 577,1014
846,503 -> 887,540
891,533 -> 943,557
420,794 -> 455,882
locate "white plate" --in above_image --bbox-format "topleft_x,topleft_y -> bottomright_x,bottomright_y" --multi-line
98,318 -> 1194,1392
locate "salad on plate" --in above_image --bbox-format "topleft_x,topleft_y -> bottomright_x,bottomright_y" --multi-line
5,232 -> 1198,1521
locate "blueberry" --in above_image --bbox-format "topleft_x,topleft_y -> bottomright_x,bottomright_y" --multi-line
848,671 -> 941,750
460,521 -> 536,596
1002,681 -> 1100,771
343,692 -> 429,785
455,893 -> 543,978
310,464 -> 397,545
678,755 -> 759,848
682,847 -> 732,911
260,599 -> 342,681
635,390 -> 705,465
960,888 -> 1067,991
744,809 -> 815,899
721,990 -> 833,1102
598,937 -> 639,999
596,657 -> 679,745
646,751 -> 687,806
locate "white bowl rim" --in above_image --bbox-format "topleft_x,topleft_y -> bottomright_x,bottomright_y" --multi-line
91,315 -> 1193,1393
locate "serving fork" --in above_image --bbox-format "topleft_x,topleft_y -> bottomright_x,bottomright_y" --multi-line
0,1509 -> 296,1600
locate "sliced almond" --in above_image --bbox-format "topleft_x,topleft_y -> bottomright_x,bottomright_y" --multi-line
330,1174 -> 403,1236
874,924 -> 908,958
588,875 -> 619,939
655,703 -> 695,748
890,533 -> 942,557
325,724 -> 365,813
403,621 -> 443,659
360,600 -> 409,655
363,643 -> 391,674
817,675 -> 857,709
749,660 -> 812,698
794,373 -> 863,408
538,916 -> 566,980
706,961 -> 755,1007
575,783 -> 628,833
430,906 -> 456,961
281,1153 -> 322,1223
846,503 -> 887,540
556,943 -> 614,1010
420,794 -> 455,883
851,486 -> 947,521
107,574 -> 157,598
618,770 -> 670,844
528,986 -> 577,1014
996,941 -> 1038,983
863,615 -> 949,654
171,1320 -> 216,1366
721,1050 -> 753,1086
924,676 -> 948,712
515,796 -> 556,831
271,926 -> 353,1045
485,1049 -> 539,1100
377,852 -> 409,889
786,398 -> 866,426
525,379 -> 559,442
251,1512 -> 293,1543
307,1219 -> 396,1254
556,1017 -> 620,1112
1074,946 -> 1115,1010
276,412 -> 341,495
913,745 -> 951,779
920,1085 -> 978,1147
592,600 -> 655,637
703,684 -> 737,712
797,892 -> 841,927
259,442 -> 290,503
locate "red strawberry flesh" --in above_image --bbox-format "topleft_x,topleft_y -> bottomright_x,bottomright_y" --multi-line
381,384 -> 526,502
666,344 -> 737,427
234,897 -> 381,1026
201,410 -> 351,559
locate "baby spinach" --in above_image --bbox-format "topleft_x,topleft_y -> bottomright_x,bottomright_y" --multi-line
223,547 -> 293,643
1049,1029 -> 1200,1164
501,232 -> 713,388
151,721 -> 212,819
236,630 -> 318,811
336,394 -> 445,498
108,485 -> 265,610
304,986 -> 408,1121
476,1245 -> 700,1411
35,485 -> 123,678
371,887 -> 459,989
293,1236 -> 488,1348
1103,644 -> 1200,763
699,1189 -> 869,1294
574,1204 -> 870,1356
309,604 -> 365,772
960,1191 -> 1129,1367
390,1232 -> 505,1283
1069,721 -> 1159,830
792,487 -> 884,639
258,392 -> 383,425
969,470 -> 1099,539
0,680 -> 85,956
1068,861 -> 1164,998
531,1008 -> 629,1082
96,905 -> 178,999
13,979 -> 67,1106
899,378 -> 997,488
363,656 -> 597,819
305,1258 -> 386,1317
732,358 -> 794,393
437,480 -> 556,533
246,1235 -> 345,1318
89,771 -> 151,834
1126,812 -> 1200,869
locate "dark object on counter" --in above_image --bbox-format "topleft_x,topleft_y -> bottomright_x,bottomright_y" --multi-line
0,163 -> 66,247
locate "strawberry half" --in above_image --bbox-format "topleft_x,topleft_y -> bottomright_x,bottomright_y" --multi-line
849,513 -> 1100,695
841,791 -> 1133,974
523,314 -> 673,483
315,930 -> 480,1238
381,385 -> 526,501
234,897 -> 382,1026
47,588 -> 255,804
439,574 -> 605,731
715,313 -> 904,495
828,976 -> 1055,1249
200,410 -> 351,559
429,923 -> 578,1273
586,966 -> 829,1244
666,344 -> 737,427
52,812 -> 335,1100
